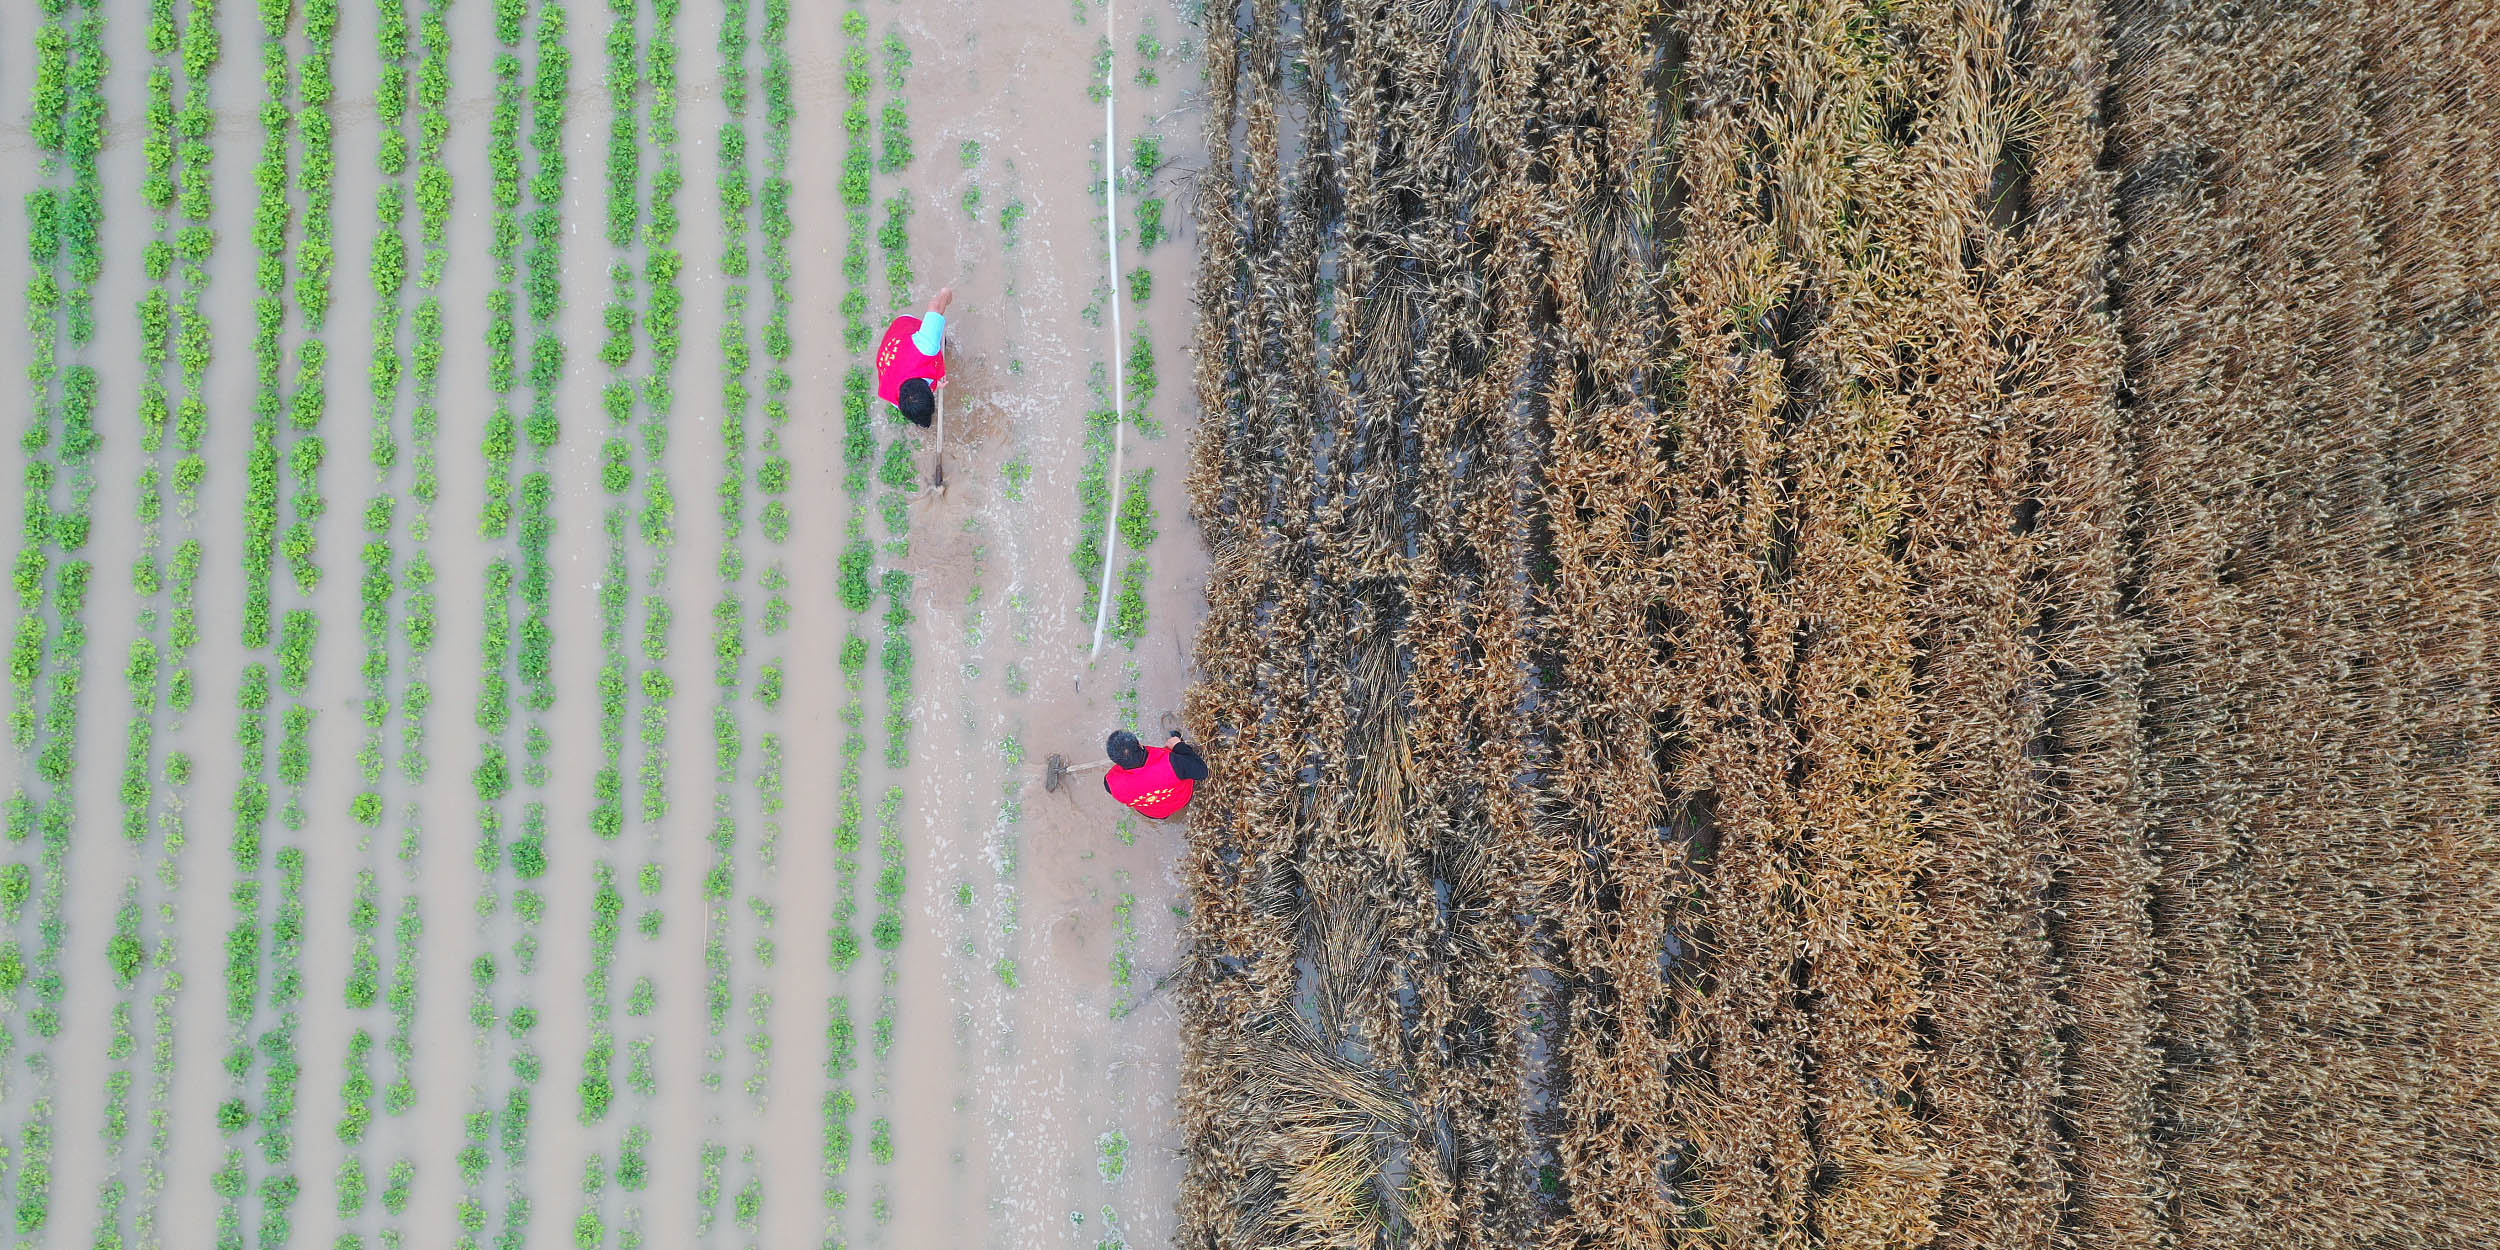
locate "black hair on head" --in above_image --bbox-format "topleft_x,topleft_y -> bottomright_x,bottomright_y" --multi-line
898,377 -> 936,426
1106,729 -> 1147,769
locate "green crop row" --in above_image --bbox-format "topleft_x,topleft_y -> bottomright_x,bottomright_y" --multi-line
64,92 -> 137,1195
337,1028 -> 373,1146
140,177 -> 198,1225
595,519 -> 627,840
515,65 -> 566,1218
478,15 -> 566,1240
619,0 -> 670,1229
389,11 -> 454,1182
278,0 -> 338,646
879,193 -> 915,303
240,8 -> 290,653
696,1142 -> 726,1236
637,10 -> 683,1026
757,0 -> 795,555
606,0 -> 641,248
28,15 -> 68,159
350,25 -> 415,1236
1110,559 -> 1150,644
253,846 -> 308,1250
580,862 -> 622,1122
477,554 -> 512,746
298,0 -> 338,327
170,0 -> 217,519
1071,393 -> 1116,599
388,903 -> 419,1113
26,539 -> 90,787
519,473 -> 553,714
225,642 -> 270,1219
872,787 -> 906,950
638,597 -> 671,823
709,0 -> 758,1120
120,641 -> 159,845
17,551 -> 91,1097
15,1111 -> 52,1238
879,103 -> 912,174
827,0 -> 883,1213
881,574 -> 913,767
3,791 -> 74,1044
606,3 -> 658,1203
57,13 -> 107,343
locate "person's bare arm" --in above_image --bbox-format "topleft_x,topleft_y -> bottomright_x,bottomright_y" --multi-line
925,288 -> 954,387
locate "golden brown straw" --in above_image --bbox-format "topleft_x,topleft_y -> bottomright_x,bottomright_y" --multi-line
1177,2 -> 2500,1247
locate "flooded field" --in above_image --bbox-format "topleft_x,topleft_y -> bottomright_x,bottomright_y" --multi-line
0,1 -> 1207,1247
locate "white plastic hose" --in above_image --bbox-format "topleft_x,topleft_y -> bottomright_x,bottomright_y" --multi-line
1088,0 -> 1126,661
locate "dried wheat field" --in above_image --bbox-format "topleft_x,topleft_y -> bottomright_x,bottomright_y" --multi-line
1175,3 -> 2500,1249
5,0 -> 2499,1249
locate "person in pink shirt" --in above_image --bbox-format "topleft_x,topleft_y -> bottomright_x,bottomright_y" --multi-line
875,287 -> 953,427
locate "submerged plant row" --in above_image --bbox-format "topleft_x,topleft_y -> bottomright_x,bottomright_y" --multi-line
0,0 -> 1034,1245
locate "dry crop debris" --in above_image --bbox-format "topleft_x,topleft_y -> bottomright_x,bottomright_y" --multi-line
1176,3 -> 2500,1249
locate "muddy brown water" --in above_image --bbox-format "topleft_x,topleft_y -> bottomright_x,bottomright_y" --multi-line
0,0 -> 1209,1248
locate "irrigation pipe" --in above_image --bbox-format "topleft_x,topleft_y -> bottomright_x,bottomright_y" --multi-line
1088,0 -> 1127,660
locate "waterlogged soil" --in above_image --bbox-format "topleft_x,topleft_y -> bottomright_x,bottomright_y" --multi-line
790,2 -> 1211,1248
3,0 -> 1209,1248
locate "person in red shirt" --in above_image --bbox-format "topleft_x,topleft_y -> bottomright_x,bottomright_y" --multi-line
875,287 -> 952,427
1103,728 -> 1209,821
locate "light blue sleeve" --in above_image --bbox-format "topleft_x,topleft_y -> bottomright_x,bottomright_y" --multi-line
911,312 -> 946,356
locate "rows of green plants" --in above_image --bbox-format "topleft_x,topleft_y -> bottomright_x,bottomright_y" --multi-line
387,14 -> 455,1232
702,0 -> 767,1226
335,870 -> 379,1244
219,657 -> 270,1250
276,0 -> 338,618
870,782 -> 906,1193
838,10 -> 874,352
145,537 -> 202,1250
14,33 -> 107,1235
823,639 -> 867,1233
747,0 -> 798,1155
749,734 -> 784,1108
213,0 -> 292,1242
579,1 -> 645,1243
94,6 -> 191,1243
264,3 -> 339,1243
332,2 -> 422,1245
167,0 -> 217,522
575,860 -> 622,1249
466,2 -> 527,1244
638,0 -> 684,830
622,2 -> 684,1239
515,0 -> 571,1240
9,3 -> 70,902
261,846 -> 308,1250
239,6 -> 285,653
823,3 -> 874,1234
758,0 -> 797,559
357,0 -> 412,831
